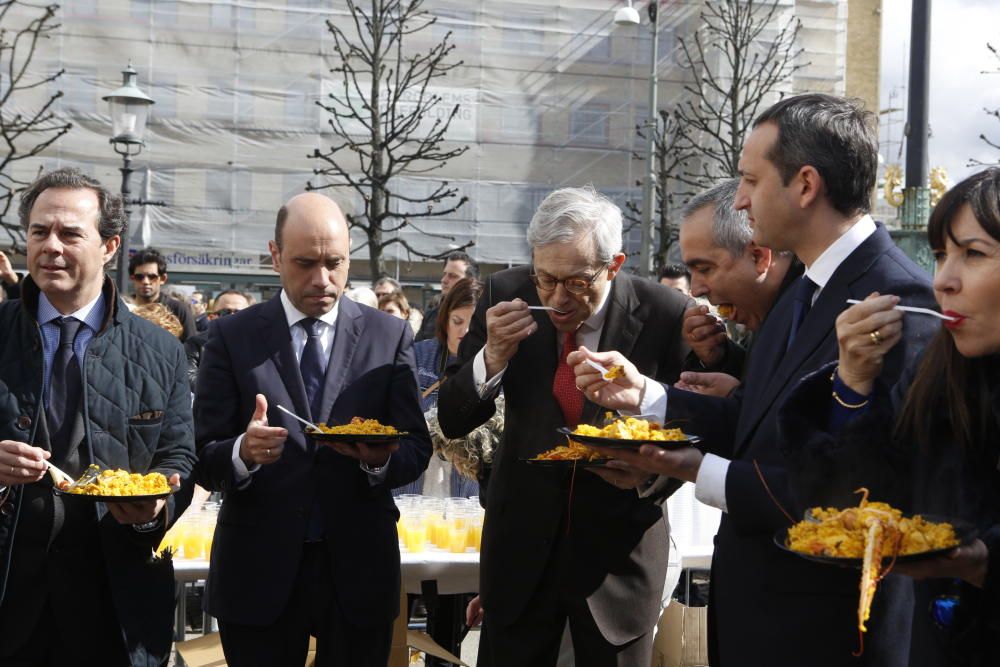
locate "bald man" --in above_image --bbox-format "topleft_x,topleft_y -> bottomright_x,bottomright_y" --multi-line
193,193 -> 432,666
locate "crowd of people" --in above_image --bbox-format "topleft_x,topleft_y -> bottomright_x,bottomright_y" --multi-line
1,91 -> 999,667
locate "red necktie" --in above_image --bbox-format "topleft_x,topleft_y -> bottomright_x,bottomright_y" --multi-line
552,330 -> 584,426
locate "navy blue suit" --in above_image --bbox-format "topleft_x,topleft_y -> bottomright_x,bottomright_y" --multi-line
193,294 -> 431,661
665,225 -> 937,667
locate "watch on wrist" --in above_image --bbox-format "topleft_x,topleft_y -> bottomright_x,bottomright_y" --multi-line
133,518 -> 162,533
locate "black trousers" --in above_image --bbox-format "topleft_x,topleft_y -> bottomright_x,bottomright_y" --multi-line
219,542 -> 395,667
477,535 -> 655,667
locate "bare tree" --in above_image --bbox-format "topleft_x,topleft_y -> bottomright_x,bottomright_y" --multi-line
308,0 -> 471,279
0,1 -> 71,250
970,42 -> 1000,167
624,108 -> 692,272
673,0 -> 805,188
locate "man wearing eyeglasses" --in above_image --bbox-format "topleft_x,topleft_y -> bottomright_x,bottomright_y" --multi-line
437,185 -> 690,667
128,247 -> 197,341
185,290 -> 252,391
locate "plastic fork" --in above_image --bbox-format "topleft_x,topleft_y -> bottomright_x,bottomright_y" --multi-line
276,404 -> 321,432
845,299 -> 956,321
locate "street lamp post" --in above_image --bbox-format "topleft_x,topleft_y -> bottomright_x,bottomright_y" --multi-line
102,63 -> 154,295
616,1 -> 659,278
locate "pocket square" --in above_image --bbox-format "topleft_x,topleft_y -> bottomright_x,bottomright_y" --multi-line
130,410 -> 164,423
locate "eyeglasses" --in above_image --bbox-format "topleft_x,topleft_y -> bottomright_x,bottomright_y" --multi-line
529,263 -> 609,295
214,308 -> 240,317
131,272 -> 161,282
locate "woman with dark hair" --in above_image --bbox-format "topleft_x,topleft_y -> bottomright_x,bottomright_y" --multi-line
393,278 -> 492,498
780,167 -> 1000,666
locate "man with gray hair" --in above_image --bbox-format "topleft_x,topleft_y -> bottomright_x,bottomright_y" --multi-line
679,178 -> 801,384
438,184 -> 689,666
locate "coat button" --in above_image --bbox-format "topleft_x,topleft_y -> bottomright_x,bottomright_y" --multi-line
15,415 -> 31,430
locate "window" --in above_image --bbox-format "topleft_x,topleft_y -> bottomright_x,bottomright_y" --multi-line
581,34 -> 611,63
636,26 -> 676,65
570,103 -> 610,146
130,0 -> 178,24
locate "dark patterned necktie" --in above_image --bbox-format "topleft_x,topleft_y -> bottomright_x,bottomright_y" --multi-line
552,330 -> 583,426
48,317 -> 83,462
786,276 -> 817,351
299,318 -> 324,420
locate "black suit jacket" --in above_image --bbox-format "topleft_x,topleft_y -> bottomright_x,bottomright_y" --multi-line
664,225 -> 937,666
437,267 -> 689,644
193,294 -> 432,627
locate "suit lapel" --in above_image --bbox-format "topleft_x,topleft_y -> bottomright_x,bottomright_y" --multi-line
734,226 -> 892,455
581,276 -> 641,424
520,281 -> 561,423
261,297 -> 311,422
317,296 -> 364,424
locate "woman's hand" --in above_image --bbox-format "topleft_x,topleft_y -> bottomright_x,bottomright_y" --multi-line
835,293 -> 903,395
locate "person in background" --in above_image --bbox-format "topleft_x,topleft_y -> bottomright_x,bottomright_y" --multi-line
132,302 -> 184,339
378,291 -> 410,321
678,178 -> 802,385
373,276 -> 401,299
0,250 -> 22,301
190,290 -> 209,332
129,247 -> 197,341
658,263 -> 691,295
0,167 -> 196,665
345,285 -> 379,308
395,277 -> 484,499
185,290 -> 253,391
416,251 -> 479,341
780,168 -> 1000,667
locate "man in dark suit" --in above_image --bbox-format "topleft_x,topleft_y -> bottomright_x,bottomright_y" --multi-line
678,178 -> 802,387
573,94 -> 938,667
0,167 -> 196,666
193,192 -> 432,666
437,185 -> 690,666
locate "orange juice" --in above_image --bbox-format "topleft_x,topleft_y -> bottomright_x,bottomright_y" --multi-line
404,520 -> 427,552
182,527 -> 204,560
469,522 -> 483,551
448,525 -> 469,553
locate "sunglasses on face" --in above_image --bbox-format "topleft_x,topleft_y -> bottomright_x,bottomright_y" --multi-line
214,308 -> 240,317
131,272 -> 162,282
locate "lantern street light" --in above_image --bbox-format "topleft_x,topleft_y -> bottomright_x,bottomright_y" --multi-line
102,62 -> 154,294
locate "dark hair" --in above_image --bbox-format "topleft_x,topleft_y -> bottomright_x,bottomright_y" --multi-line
213,289 -> 252,309
129,247 -> 167,276
444,251 -> 479,279
753,94 -> 877,217
659,263 -> 690,281
18,167 -> 127,254
435,277 -> 482,347
274,205 -> 289,250
895,168 -> 1000,453
378,291 -> 410,318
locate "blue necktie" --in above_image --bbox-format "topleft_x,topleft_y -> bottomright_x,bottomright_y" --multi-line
786,276 -> 817,351
299,318 -> 324,421
299,318 -> 327,542
48,317 -> 82,463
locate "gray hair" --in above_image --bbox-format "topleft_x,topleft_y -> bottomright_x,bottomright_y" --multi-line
527,185 -> 623,263
681,179 -> 751,257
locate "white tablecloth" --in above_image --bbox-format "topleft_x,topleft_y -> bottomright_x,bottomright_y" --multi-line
173,550 -> 482,595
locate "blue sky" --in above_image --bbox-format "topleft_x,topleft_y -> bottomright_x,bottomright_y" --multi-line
880,0 -> 1000,184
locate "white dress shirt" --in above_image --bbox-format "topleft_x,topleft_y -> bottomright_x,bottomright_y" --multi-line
232,293 -> 387,484
642,215 -> 878,512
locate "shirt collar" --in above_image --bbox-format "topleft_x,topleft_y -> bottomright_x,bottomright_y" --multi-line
580,278 -> 613,333
280,290 -> 340,330
37,291 -> 106,331
805,215 -> 877,291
